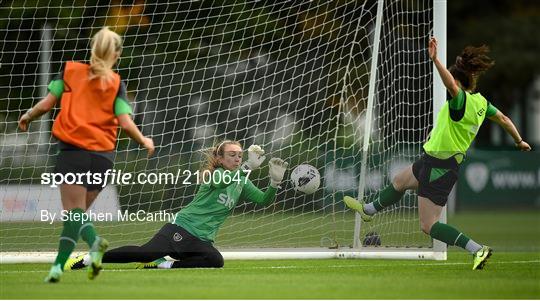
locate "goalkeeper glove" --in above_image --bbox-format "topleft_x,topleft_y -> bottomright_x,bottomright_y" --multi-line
241,145 -> 266,171
268,158 -> 288,188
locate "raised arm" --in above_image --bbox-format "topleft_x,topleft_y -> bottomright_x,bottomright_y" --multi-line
240,179 -> 277,206
18,93 -> 58,132
429,37 -> 460,98
488,111 -> 531,151
240,158 -> 288,206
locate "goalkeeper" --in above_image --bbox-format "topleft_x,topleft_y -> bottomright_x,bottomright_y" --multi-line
66,141 -> 288,269
344,37 -> 531,270
18,27 -> 155,282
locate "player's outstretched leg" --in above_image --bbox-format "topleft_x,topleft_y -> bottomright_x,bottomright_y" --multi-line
343,184 -> 405,222
135,257 -> 167,269
88,237 -> 109,280
472,245 -> 493,270
343,196 -> 373,222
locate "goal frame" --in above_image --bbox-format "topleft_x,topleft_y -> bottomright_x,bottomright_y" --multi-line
1,0 -> 447,263
354,0 -> 447,261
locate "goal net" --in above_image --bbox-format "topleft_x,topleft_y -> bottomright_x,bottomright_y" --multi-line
0,0 -> 445,262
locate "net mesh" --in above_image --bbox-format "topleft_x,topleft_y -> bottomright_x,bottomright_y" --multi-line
0,0 -> 434,253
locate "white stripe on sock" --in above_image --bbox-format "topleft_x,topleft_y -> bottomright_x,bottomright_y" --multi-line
78,222 -> 94,235
453,233 -> 463,246
59,236 -> 77,245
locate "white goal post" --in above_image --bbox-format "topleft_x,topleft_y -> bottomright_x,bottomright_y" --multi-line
0,0 -> 446,263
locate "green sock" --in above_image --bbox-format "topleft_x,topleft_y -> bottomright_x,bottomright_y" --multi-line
79,221 -> 97,248
429,221 -> 470,249
372,184 -> 405,211
53,208 -> 84,270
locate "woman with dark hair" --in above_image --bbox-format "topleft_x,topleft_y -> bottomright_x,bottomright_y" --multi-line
344,37 -> 531,270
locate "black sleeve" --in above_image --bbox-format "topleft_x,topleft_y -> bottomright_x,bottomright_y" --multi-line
52,67 -> 64,81
116,81 -> 128,100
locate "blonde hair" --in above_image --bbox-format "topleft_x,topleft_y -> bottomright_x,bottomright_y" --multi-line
89,27 -> 122,81
200,140 -> 242,175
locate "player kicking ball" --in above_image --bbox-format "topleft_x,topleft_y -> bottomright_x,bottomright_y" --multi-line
344,37 -> 531,270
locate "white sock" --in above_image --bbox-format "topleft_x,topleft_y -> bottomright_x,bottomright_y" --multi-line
465,240 -> 482,254
363,203 -> 377,215
82,254 -> 91,266
157,260 -> 174,269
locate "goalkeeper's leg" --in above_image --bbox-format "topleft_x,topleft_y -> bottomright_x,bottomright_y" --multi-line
170,247 -> 224,268
151,225 -> 224,269
149,245 -> 224,269
67,224 -> 175,269
102,224 -> 174,263
103,245 -> 168,263
135,257 -> 167,269
67,239 -> 170,269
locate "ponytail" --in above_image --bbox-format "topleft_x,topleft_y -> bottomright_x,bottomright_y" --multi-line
89,27 -> 122,81
449,45 -> 495,92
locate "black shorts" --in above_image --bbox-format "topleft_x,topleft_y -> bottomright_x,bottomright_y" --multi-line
412,153 -> 459,206
155,223 -> 220,255
54,150 -> 113,191
102,223 -> 224,268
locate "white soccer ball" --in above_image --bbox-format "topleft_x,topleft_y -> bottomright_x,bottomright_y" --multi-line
291,164 -> 320,194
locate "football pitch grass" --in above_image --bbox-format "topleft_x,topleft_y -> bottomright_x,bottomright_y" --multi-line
1,211 -> 539,299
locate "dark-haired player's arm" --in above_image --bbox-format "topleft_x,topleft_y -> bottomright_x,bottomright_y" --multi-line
429,37 -> 459,98
488,110 -> 531,151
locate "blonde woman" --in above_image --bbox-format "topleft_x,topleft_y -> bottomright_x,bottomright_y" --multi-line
19,27 -> 154,282
66,141 -> 288,269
